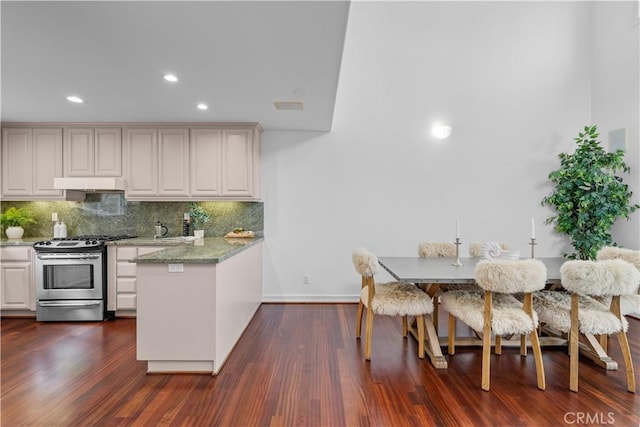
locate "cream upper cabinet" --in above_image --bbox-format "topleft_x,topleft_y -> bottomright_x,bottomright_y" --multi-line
124,128 -> 158,196
158,128 -> 189,197
64,127 -> 122,177
190,128 -> 223,197
222,128 -> 255,198
125,124 -> 261,200
1,127 -> 63,199
124,127 -> 189,198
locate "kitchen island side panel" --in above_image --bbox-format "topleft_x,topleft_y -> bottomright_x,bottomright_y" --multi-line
136,264 -> 217,363
214,242 -> 263,373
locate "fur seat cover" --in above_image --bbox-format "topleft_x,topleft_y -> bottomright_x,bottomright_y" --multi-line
596,248 -> 640,315
418,242 -> 456,258
534,290 -> 627,335
440,291 -> 537,336
560,259 -> 640,296
360,282 -> 434,316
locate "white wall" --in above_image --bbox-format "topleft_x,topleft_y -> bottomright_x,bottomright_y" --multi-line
261,1 -> 631,302
590,1 -> 640,249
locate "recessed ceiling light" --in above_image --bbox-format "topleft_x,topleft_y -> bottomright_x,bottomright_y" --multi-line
66,96 -> 84,103
197,103 -> 208,110
164,74 -> 178,82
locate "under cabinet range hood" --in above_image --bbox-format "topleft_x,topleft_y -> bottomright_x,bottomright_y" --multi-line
54,177 -> 126,192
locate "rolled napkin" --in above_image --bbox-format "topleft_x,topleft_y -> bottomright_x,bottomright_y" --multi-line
480,241 -> 503,260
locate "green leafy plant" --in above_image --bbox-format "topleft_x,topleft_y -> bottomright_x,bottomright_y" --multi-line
0,207 -> 37,228
541,125 -> 639,259
188,203 -> 210,229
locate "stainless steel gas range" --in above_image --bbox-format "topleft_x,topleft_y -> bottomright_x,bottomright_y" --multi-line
33,235 -> 136,321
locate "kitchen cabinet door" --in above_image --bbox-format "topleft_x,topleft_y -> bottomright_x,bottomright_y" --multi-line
1,127 -> 63,199
190,129 -> 223,197
0,247 -> 35,311
95,128 -> 122,176
108,245 -> 165,316
124,128 -> 158,197
158,129 -> 189,197
65,127 -> 121,177
221,128 -> 254,197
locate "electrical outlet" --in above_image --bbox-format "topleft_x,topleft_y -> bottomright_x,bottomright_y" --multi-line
304,274 -> 311,285
168,263 -> 184,273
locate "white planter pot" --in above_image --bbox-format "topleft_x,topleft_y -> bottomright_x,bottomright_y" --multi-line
194,229 -> 205,238
5,226 -> 24,239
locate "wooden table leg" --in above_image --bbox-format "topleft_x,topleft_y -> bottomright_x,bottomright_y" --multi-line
412,315 -> 448,369
579,333 -> 618,370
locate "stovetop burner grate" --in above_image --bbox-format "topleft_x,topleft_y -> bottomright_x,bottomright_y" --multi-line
52,235 -> 138,242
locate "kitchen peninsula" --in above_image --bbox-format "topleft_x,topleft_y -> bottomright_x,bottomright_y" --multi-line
131,237 -> 263,375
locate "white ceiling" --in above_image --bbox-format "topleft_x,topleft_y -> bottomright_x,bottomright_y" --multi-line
1,1 -> 350,131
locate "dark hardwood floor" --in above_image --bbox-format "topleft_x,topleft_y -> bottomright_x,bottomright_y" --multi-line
2,304 -> 639,426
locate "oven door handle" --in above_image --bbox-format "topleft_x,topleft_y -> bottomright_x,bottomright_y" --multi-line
38,301 -> 101,307
36,253 -> 101,260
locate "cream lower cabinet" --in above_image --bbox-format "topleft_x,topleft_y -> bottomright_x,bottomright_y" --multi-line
107,246 -> 165,316
1,127 -> 64,200
137,242 -> 262,374
0,247 -> 35,312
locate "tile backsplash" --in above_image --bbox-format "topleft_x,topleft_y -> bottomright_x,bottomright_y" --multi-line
1,195 -> 263,239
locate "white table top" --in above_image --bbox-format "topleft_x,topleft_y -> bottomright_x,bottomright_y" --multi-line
377,257 -> 564,284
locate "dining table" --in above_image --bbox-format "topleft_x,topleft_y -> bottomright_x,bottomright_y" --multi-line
377,256 -> 620,371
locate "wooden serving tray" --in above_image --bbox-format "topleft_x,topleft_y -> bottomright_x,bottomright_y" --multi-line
224,230 -> 255,238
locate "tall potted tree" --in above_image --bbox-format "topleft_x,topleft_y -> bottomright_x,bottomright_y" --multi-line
541,125 -> 639,259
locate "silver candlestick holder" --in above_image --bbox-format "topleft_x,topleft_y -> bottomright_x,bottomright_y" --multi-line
529,238 -> 537,258
452,238 -> 463,267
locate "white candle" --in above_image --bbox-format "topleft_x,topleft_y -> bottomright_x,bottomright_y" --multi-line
51,212 -> 58,222
531,218 -> 535,239
456,218 -> 460,239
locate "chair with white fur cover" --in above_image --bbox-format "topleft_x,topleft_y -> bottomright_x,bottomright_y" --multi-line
534,259 -> 640,393
353,247 -> 434,361
417,242 -> 458,332
596,247 -> 640,317
440,259 -> 547,391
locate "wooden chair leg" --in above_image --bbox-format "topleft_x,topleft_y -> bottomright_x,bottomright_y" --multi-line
356,300 -> 364,338
416,315 -> 425,359
365,309 -> 374,361
495,335 -> 502,355
599,334 -> 608,352
433,294 -> 439,334
448,313 -> 456,355
520,334 -> 527,356
402,316 -> 408,337
530,328 -> 546,390
481,290 -> 492,391
611,296 -> 635,393
569,293 -> 580,392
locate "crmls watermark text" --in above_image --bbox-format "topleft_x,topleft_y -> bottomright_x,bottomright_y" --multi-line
564,412 -> 615,425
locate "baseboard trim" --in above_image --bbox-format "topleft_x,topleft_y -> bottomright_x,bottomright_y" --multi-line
262,294 -> 359,303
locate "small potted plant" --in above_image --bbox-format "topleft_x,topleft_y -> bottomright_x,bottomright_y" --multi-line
0,207 -> 37,239
188,203 -> 210,238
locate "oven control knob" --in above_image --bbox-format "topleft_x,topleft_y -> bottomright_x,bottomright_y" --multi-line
46,241 -> 52,245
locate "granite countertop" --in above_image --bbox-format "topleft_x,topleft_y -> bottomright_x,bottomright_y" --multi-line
0,237 -> 46,247
131,236 -> 263,264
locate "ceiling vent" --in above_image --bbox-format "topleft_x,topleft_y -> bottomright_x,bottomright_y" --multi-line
274,101 -> 304,111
